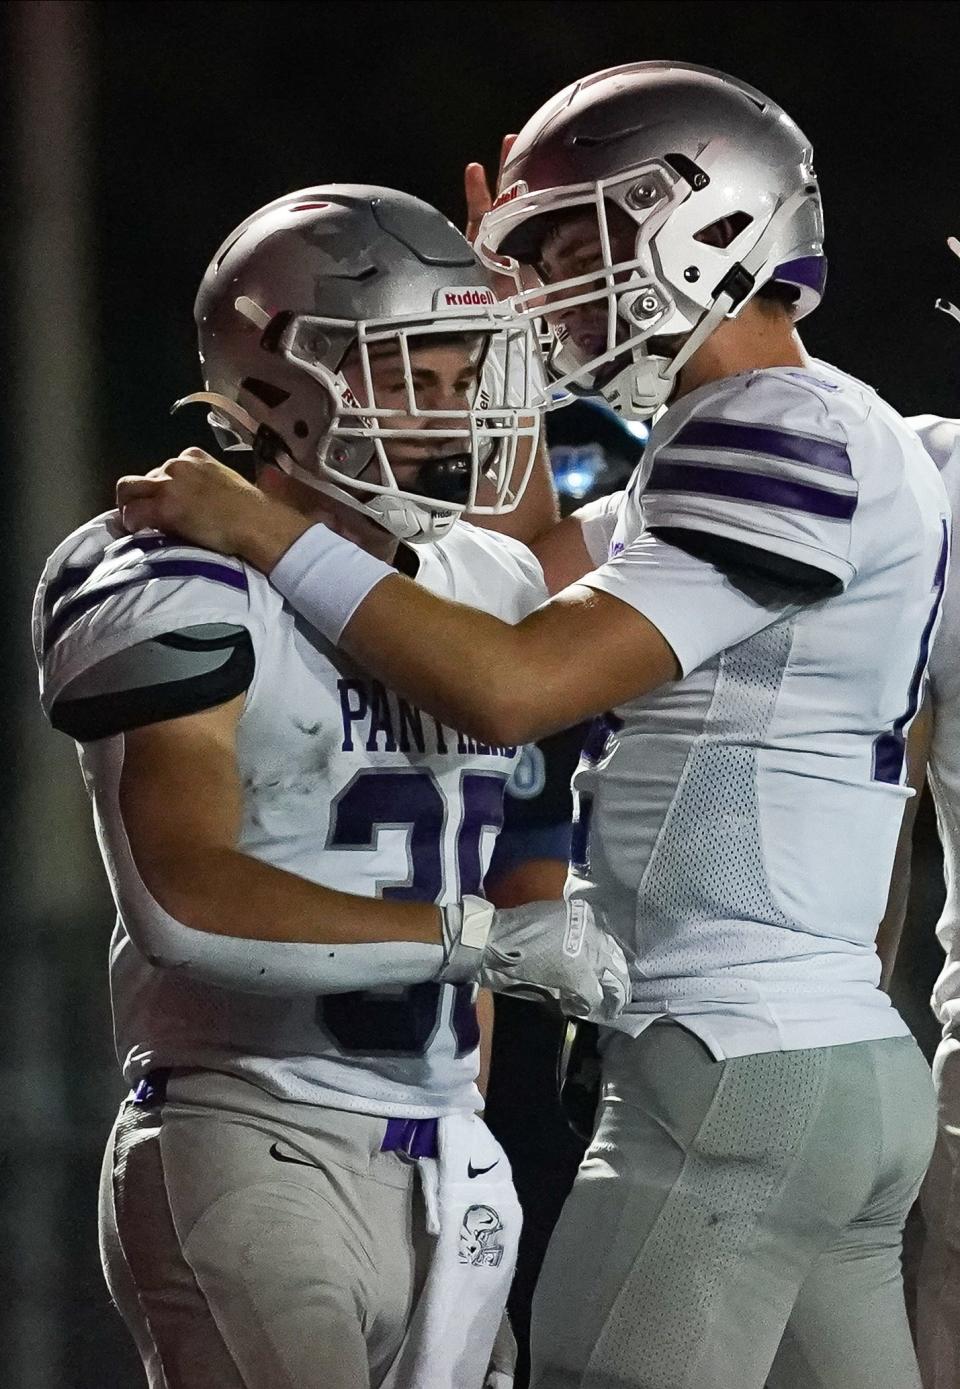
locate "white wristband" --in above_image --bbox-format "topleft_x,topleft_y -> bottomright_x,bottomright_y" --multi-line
270,524 -> 394,643
439,895 -> 496,983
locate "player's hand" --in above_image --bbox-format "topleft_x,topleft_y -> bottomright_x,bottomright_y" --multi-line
465,133 -> 517,246
440,896 -> 632,1023
116,449 -> 310,571
465,135 -> 543,306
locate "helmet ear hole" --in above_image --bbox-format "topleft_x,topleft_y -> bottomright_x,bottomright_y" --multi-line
693,211 -> 753,248
260,311 -> 296,353
240,377 -> 290,409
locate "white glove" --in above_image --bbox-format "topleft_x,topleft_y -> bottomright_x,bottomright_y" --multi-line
439,896 -> 631,1023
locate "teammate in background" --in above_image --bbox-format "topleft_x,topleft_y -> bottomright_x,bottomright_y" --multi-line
885,407 -> 960,1389
483,398 -> 646,1385
123,67 -> 952,1388
34,187 -> 631,1389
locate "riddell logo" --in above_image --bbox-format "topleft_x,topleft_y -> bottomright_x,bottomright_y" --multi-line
439,287 -> 496,308
339,384 -> 373,428
492,180 -> 527,209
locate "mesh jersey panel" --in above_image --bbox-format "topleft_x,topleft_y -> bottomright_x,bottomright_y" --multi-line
638,619 -> 800,979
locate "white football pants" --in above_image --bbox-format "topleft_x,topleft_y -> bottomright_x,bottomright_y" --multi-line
98,1069 -> 515,1389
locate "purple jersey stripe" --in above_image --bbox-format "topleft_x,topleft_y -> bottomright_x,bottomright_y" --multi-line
873,517 -> 950,784
142,557 -> 247,589
671,418 -> 852,475
647,459 -> 857,520
44,557 -> 247,653
43,561 -> 99,616
43,536 -> 176,617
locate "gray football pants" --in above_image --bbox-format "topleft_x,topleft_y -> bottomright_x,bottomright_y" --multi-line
99,1071 -> 432,1389
530,1023 -> 935,1389
916,1032 -> 960,1389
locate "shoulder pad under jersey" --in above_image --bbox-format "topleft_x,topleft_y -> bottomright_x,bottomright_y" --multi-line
640,368 -> 860,589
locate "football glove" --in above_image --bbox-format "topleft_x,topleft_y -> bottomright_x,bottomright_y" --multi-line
439,895 -> 631,1023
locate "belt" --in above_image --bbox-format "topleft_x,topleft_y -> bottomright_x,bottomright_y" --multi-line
132,1070 -> 439,1158
380,1116 -> 439,1160
132,1069 -> 171,1106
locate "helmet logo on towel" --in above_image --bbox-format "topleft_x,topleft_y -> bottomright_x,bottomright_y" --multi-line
458,1204 -> 505,1266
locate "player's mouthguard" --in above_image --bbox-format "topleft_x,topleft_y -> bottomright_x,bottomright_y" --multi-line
409,455 -> 473,504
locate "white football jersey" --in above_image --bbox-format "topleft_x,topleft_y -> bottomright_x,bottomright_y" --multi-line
910,416 -> 960,1027
35,514 -> 546,1116
569,361 -> 949,1058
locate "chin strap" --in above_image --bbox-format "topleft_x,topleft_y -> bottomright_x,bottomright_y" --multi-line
172,390 -> 263,441
172,391 -> 459,544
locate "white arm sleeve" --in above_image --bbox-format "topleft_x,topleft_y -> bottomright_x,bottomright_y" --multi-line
87,739 -> 446,995
574,490 -> 624,567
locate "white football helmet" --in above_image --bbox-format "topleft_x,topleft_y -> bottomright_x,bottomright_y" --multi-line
478,62 -> 825,420
180,186 -> 541,543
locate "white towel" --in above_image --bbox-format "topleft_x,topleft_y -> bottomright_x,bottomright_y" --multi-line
381,1112 -> 521,1388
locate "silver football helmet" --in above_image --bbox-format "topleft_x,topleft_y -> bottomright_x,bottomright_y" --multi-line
478,62 -> 825,420
179,185 -> 541,543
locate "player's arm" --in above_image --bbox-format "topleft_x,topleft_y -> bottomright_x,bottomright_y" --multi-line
476,989 -> 494,1098
78,693 -> 622,1011
530,492 -> 624,595
876,702 -> 932,989
117,694 -> 440,952
44,592 -> 628,1016
287,556 -> 679,745
116,453 -> 833,745
467,433 -> 560,545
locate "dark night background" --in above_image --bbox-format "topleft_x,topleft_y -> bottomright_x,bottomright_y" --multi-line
2,3 -> 958,1385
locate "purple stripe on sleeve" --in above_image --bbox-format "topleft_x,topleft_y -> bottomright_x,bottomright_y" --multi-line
43,561 -> 99,616
44,557 -> 247,654
142,557 -> 248,590
671,418 -> 852,475
647,459 -> 857,519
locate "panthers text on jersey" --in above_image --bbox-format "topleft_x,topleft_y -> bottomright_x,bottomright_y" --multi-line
569,361 -> 950,1058
35,514 -> 546,1116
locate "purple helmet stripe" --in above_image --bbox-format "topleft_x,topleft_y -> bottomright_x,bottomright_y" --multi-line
773,255 -> 828,296
671,418 -> 851,475
647,459 -> 857,519
44,557 -> 247,653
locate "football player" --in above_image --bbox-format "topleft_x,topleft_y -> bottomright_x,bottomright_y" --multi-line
885,407 -> 960,1389
123,67 -> 952,1389
34,186 -> 631,1389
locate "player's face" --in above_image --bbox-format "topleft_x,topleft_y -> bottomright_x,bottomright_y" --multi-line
340,335 -> 485,484
535,205 -> 638,356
